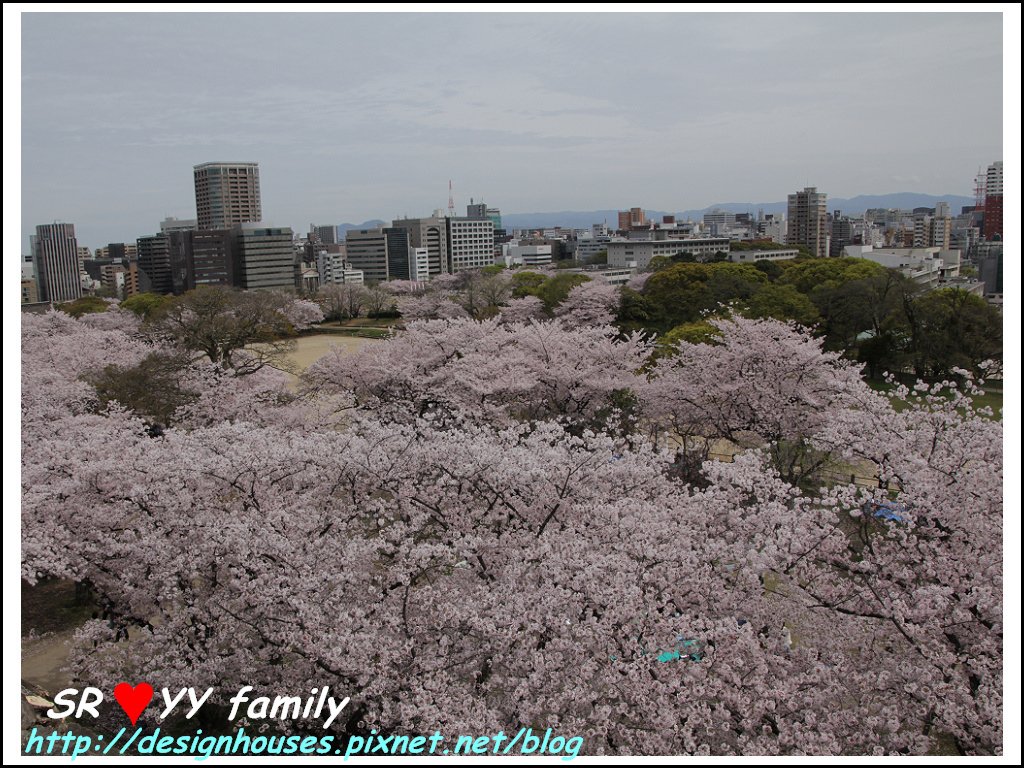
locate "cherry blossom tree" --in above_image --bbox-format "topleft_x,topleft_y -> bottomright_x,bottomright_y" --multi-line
554,279 -> 620,327
498,295 -> 545,324
149,286 -> 323,375
395,293 -> 469,322
303,317 -> 651,432
21,309 -> 1002,756
638,315 -> 890,485
318,283 -> 368,320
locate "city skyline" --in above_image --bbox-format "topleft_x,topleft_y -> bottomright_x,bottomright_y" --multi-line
15,10 -> 1009,249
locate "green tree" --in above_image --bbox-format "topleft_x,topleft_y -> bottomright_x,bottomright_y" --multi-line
817,270 -> 919,353
741,283 -> 820,326
779,257 -> 886,295
642,262 -> 766,331
120,292 -> 174,320
511,271 -> 548,298
57,296 -> 110,318
616,287 -> 655,333
905,288 -> 1002,379
535,273 -> 590,311
752,259 -> 785,280
659,320 -> 721,353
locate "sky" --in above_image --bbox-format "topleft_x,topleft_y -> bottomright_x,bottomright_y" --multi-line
13,8 -> 1012,249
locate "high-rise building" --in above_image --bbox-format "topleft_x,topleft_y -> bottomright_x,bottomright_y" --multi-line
466,201 -> 501,230
169,229 -> 236,292
829,216 -> 854,257
389,217 -> 449,277
136,233 -> 174,294
786,187 -> 828,258
446,217 -> 495,272
310,224 -> 339,246
232,224 -> 295,290
983,160 -> 1002,240
617,207 -> 647,232
31,223 -> 82,303
383,227 -> 413,281
914,213 -> 951,250
345,228 -> 390,283
193,162 -> 262,230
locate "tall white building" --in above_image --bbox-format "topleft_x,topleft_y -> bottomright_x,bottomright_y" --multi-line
985,160 -> 1003,196
316,251 -> 364,285
410,248 -> 430,282
446,217 -> 495,272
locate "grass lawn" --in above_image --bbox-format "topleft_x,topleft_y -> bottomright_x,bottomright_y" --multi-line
309,326 -> 394,339
319,317 -> 399,329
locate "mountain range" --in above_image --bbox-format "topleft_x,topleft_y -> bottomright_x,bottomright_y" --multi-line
500,193 -> 976,230
334,193 -> 975,234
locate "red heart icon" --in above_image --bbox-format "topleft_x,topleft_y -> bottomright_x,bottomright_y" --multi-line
113,682 -> 154,726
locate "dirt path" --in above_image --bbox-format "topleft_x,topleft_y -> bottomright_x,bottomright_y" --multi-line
22,630 -> 76,694
286,334 -> 376,370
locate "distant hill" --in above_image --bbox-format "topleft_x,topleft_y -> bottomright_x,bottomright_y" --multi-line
501,193 -> 975,230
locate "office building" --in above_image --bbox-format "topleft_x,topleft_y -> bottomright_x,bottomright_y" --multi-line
316,251 -> 364,286
787,187 -> 828,258
193,162 -> 262,230
345,228 -> 390,283
383,227 -> 414,281
844,245 -> 961,289
607,237 -> 730,269
913,211 -> 952,250
233,224 -> 295,290
830,216 -> 854,257
310,224 -> 340,246
447,217 -> 495,272
31,223 -> 82,303
502,243 -> 552,268
160,217 -> 198,234
168,229 -> 235,292
617,207 -> 647,232
136,233 -> 174,294
389,216 -> 449,277
467,201 -> 501,229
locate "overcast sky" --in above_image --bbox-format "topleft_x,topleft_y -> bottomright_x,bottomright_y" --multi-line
17,10 -> 1006,249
